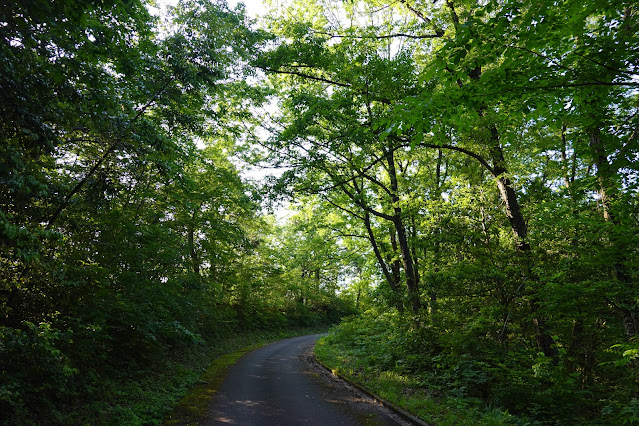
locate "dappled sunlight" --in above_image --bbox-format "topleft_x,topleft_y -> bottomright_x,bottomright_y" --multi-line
2,0 -> 637,424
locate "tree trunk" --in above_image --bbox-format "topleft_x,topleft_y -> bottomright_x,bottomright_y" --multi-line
489,130 -> 530,252
409,215 -> 420,287
187,210 -> 201,278
589,127 -> 616,222
487,126 -> 556,358
389,228 -> 402,289
364,212 -> 403,312
387,150 -> 421,312
394,216 -> 421,312
430,149 -> 444,315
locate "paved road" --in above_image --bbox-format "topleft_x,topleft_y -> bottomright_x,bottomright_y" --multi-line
204,334 -> 411,425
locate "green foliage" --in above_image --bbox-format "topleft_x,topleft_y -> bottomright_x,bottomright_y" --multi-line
0,322 -> 77,423
2,0 -> 638,423
0,0 -> 353,423
258,0 -> 639,422
317,310 -> 639,424
315,311 -> 517,425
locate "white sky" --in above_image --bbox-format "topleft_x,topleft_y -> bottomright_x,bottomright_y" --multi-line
152,0 -> 267,18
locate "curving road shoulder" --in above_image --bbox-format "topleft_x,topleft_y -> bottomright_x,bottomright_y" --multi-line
204,334 -> 412,425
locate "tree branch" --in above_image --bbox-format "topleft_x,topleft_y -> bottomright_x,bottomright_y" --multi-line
257,65 -> 392,104
334,176 -> 395,222
257,65 -> 352,89
47,78 -> 174,228
420,142 -> 495,175
396,0 -> 445,36
322,195 -> 365,221
314,30 -> 443,40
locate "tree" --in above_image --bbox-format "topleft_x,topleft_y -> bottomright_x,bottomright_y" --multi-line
254,0 -> 638,420
0,0 -> 277,422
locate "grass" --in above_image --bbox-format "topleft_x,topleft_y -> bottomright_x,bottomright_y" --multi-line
163,342 -> 265,425
314,337 -> 516,426
57,326 -> 329,425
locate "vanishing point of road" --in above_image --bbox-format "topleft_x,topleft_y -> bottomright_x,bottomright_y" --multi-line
204,334 -> 417,425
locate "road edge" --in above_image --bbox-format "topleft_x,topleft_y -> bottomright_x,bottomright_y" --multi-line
163,330 -> 329,425
163,342 -> 267,425
313,352 -> 431,426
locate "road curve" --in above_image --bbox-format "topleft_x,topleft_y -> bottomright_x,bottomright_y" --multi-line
204,334 -> 410,425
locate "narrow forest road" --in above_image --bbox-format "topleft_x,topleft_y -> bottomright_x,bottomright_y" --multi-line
204,334 -> 415,425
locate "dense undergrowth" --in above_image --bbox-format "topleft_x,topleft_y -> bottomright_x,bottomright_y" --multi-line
315,309 -> 639,425
0,302 -> 350,425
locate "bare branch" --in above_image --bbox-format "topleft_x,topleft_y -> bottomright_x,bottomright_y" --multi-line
314,30 -> 443,40
396,0 -> 445,36
420,142 -> 495,175
257,65 -> 352,89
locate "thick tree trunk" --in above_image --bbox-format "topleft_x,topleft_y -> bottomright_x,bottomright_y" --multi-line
495,177 -> 530,252
394,216 -> 421,312
389,228 -> 402,288
488,126 -> 556,358
489,131 -> 530,252
622,310 -> 639,338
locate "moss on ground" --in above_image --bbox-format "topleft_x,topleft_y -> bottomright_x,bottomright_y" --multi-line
164,342 -> 266,425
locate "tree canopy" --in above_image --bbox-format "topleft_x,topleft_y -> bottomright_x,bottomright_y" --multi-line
1,0 -> 638,423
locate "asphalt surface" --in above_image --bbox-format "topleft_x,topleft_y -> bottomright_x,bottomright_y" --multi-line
204,334 -> 413,425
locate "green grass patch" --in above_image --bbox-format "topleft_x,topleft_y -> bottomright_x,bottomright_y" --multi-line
314,334 -> 516,426
164,342 -> 265,425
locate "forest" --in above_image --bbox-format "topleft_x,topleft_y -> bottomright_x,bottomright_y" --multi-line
1,0 -> 637,424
